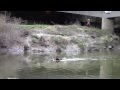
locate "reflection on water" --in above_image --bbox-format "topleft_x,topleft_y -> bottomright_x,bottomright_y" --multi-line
0,51 -> 120,79
100,60 -> 113,79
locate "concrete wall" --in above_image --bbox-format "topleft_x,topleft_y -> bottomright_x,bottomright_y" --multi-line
102,18 -> 114,33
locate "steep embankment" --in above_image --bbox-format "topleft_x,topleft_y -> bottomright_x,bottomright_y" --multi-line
0,24 -> 119,55
23,25 -> 120,55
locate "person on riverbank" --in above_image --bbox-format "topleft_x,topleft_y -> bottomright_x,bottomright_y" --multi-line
86,19 -> 91,27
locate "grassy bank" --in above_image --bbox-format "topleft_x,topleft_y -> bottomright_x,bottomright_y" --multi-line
0,14 -> 119,54
20,24 -> 110,35
20,24 -> 49,29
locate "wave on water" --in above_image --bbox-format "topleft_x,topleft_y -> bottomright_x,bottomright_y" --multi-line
51,58 -> 102,62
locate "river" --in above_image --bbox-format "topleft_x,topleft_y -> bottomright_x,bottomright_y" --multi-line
0,51 -> 120,79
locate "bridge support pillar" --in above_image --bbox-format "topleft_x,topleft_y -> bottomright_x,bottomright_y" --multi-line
102,18 -> 114,33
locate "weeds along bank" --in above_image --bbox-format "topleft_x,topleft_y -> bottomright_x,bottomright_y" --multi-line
0,14 -> 30,54
0,14 -> 119,55
28,25 -> 120,55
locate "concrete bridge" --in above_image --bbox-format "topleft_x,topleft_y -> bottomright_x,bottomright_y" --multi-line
58,11 -> 120,33
58,11 -> 120,18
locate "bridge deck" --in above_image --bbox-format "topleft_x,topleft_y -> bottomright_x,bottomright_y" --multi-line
58,11 -> 120,18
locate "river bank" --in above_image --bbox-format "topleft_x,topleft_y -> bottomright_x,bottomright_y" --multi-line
0,23 -> 119,55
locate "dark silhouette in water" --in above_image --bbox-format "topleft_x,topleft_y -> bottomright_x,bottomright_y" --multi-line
56,57 -> 62,60
55,46 -> 62,62
55,57 -> 62,62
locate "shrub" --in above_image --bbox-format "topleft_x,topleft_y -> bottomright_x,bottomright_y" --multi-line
0,14 -> 28,49
70,37 -> 85,48
52,36 -> 69,49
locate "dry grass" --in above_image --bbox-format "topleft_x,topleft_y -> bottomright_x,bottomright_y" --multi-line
0,14 -> 28,49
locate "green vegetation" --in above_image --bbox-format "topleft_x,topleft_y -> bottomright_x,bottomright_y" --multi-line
21,24 -> 119,52
52,36 -> 69,49
70,37 -> 85,48
20,24 -> 49,29
0,13 -> 119,54
19,24 -> 112,37
101,35 -> 119,46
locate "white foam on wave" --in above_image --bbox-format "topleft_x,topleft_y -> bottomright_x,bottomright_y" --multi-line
51,58 -> 100,62
7,77 -> 18,79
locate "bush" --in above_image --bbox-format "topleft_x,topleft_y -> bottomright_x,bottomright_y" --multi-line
70,37 -> 84,48
0,14 -> 28,49
100,35 -> 119,47
52,36 -> 69,49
